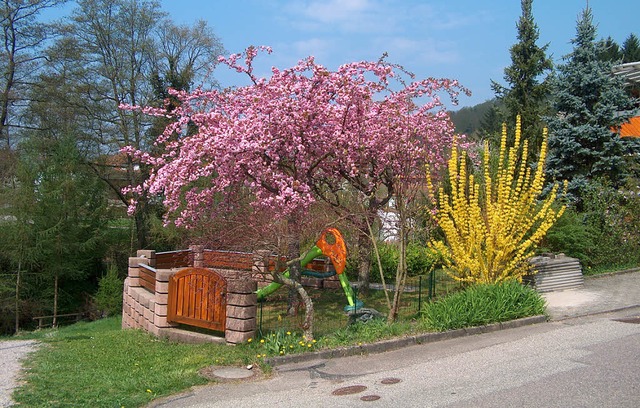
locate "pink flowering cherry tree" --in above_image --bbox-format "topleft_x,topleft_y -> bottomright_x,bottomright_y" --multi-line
124,46 -> 467,338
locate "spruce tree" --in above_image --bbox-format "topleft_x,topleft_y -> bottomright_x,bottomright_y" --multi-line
546,8 -> 636,202
491,0 -> 553,161
23,136 -> 108,323
597,36 -> 622,63
622,34 -> 640,63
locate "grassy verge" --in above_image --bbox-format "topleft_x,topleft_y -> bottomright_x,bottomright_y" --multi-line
12,318 -> 254,408
584,262 -> 640,276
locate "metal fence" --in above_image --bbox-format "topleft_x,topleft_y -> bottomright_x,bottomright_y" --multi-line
256,269 -> 462,338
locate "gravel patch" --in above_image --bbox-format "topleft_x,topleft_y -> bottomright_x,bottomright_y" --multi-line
0,340 -> 39,408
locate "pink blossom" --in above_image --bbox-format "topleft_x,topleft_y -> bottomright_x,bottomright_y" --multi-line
122,47 -> 469,227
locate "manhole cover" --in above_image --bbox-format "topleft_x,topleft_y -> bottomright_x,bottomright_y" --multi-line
361,395 -> 381,401
613,316 -> 640,324
380,377 -> 401,385
332,385 -> 368,395
199,366 -> 257,381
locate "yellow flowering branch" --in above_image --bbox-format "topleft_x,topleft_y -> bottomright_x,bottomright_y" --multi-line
428,115 -> 565,284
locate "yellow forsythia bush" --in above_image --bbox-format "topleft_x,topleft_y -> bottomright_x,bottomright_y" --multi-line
428,116 -> 565,284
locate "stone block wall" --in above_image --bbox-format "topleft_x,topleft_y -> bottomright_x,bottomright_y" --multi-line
122,248 -> 258,345
122,251 -> 178,338
225,280 -> 257,344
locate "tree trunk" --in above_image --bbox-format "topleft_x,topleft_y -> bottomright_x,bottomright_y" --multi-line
134,211 -> 148,250
134,196 -> 149,250
284,217 -> 303,316
14,260 -> 21,334
53,273 -> 59,328
279,274 -> 314,341
287,232 -> 301,316
388,200 -> 408,324
366,216 -> 391,311
356,222 -> 372,296
0,35 -> 16,150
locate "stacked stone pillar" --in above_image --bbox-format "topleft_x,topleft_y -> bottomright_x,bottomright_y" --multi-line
190,245 -> 204,267
224,279 -> 257,344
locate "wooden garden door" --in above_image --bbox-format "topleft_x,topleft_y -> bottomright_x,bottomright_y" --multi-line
167,267 -> 226,331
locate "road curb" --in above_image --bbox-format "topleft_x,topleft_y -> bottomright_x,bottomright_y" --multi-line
264,315 -> 548,367
550,304 -> 640,322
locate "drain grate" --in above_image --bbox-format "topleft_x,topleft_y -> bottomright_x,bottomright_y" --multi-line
380,377 -> 402,385
360,395 -> 381,401
613,316 -> 640,324
332,385 -> 367,396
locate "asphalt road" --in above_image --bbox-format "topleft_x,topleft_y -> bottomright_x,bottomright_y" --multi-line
152,307 -> 640,408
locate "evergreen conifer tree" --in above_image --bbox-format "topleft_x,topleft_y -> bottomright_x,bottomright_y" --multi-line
597,36 -> 622,63
491,0 -> 553,161
546,8 -> 636,203
622,34 -> 640,63
13,135 -> 108,324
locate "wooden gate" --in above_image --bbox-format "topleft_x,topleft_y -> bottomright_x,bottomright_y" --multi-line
167,267 -> 227,332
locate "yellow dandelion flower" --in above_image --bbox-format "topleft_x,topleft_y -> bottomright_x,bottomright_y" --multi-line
286,331 -> 291,335
247,338 -> 252,343
146,389 -> 152,393
260,339 -> 265,344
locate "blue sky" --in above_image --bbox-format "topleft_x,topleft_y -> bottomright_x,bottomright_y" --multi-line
51,1 -> 640,108
159,0 -> 639,108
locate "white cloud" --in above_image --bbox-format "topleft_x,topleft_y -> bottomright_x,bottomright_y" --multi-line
291,37 -> 333,59
380,36 -> 460,65
302,0 -> 371,24
283,0 -> 393,33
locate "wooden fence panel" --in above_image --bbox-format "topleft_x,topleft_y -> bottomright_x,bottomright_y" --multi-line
203,250 -> 254,270
139,264 -> 156,293
156,250 -> 192,269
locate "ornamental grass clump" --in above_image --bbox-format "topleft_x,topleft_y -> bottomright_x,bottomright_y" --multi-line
421,280 -> 546,331
428,115 -> 565,284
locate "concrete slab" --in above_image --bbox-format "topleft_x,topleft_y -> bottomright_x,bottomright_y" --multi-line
543,288 -> 601,308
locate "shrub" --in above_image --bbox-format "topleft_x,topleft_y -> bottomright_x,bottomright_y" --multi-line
371,241 -> 399,283
363,242 -> 443,284
406,243 -> 442,276
94,265 -> 124,317
539,209 -> 595,265
420,280 -> 546,331
428,116 -> 565,284
579,179 -> 640,271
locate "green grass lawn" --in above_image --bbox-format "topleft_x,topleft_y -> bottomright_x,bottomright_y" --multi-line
11,318 -> 253,408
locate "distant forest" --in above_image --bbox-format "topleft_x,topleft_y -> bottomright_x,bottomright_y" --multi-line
449,99 -> 499,138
